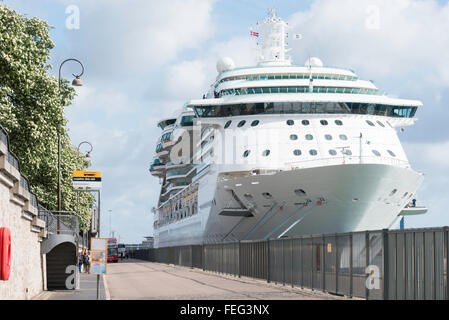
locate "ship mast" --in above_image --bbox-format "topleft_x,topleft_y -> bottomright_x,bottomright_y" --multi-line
256,9 -> 291,66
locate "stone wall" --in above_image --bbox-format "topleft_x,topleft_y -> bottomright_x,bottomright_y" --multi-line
0,125 -> 47,300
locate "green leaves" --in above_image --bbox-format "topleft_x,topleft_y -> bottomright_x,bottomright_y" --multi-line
0,4 -> 94,231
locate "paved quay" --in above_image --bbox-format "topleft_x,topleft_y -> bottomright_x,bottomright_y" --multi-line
34,272 -> 107,300
104,259 -> 346,300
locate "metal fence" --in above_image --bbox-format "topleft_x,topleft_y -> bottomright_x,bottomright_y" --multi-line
38,205 -> 79,237
132,227 -> 449,300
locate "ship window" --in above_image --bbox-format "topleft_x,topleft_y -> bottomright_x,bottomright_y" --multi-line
309,149 -> 318,156
387,121 -> 393,128
243,150 -> 250,158
329,149 -> 337,156
224,120 -> 232,129
320,120 -> 328,126
325,134 -> 332,140
251,120 -> 260,127
290,134 -> 298,141
262,150 -> 271,157
366,120 -> 375,126
302,120 -> 310,126
287,119 -> 294,126
402,192 -> 408,198
339,134 -> 348,141
387,150 -> 396,157
377,121 -> 385,127
262,192 -> 273,199
295,189 -> 307,196
238,120 -> 246,128
389,189 -> 397,196
244,193 -> 254,200
335,120 -> 343,126
305,134 -> 314,140
372,150 -> 381,157
293,149 -> 302,156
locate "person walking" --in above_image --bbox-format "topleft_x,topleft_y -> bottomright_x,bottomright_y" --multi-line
82,249 -> 89,273
85,250 -> 91,273
78,251 -> 84,273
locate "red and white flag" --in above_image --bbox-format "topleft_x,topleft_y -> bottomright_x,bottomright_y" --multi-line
250,31 -> 259,37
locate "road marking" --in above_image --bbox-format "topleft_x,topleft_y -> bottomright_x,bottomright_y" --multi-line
103,274 -> 111,300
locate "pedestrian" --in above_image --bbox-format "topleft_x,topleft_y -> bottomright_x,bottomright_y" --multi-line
78,251 -> 84,273
82,249 -> 89,273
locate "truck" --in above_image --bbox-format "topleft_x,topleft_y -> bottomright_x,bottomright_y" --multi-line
107,238 -> 119,263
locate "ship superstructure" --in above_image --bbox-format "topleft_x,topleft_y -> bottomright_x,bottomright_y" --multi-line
149,10 -> 426,248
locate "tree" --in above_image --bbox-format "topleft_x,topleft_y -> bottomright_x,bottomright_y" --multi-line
0,3 -> 94,231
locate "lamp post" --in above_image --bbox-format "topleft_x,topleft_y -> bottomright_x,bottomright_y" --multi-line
77,141 -> 93,163
58,58 -> 84,212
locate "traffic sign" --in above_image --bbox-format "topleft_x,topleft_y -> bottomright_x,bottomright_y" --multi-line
72,171 -> 102,190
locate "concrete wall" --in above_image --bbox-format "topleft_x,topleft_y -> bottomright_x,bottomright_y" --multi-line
0,128 -> 47,300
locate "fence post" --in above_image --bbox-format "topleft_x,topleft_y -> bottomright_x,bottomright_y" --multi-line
267,239 -> 270,283
301,237 -> 304,289
335,234 -> 339,294
282,239 -> 285,286
322,235 -> 325,292
382,229 -> 389,300
349,233 -> 353,298
291,238 -> 294,288
238,241 -> 241,278
365,231 -> 370,300
445,227 -> 449,300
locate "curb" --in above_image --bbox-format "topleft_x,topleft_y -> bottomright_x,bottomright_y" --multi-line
103,274 -> 111,300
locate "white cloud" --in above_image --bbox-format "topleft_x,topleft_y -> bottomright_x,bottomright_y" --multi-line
288,0 -> 449,87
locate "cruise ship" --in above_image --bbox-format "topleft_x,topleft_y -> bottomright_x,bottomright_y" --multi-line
149,10 -> 426,248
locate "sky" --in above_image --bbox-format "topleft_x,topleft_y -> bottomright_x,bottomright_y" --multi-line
2,0 -> 449,243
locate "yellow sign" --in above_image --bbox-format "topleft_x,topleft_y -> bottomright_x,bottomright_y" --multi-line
73,171 -> 102,178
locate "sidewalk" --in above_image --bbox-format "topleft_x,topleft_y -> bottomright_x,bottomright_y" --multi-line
34,272 -> 108,300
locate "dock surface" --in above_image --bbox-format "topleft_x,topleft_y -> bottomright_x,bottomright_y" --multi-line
104,259 -> 345,300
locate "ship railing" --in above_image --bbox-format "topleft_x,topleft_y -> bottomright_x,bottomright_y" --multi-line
284,156 -> 410,170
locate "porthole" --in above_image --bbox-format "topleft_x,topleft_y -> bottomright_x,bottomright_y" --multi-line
251,120 -> 259,127
387,150 -> 396,157
305,134 -> 314,141
389,189 -> 397,196
309,149 -> 318,156
329,149 -> 337,156
366,120 -> 375,127
287,120 -> 294,126
320,120 -> 328,126
335,120 -> 343,126
224,120 -> 232,129
324,134 -> 332,140
290,134 -> 298,141
345,150 -> 353,155
237,120 -> 246,128
262,192 -> 273,199
402,192 -> 408,199
339,134 -> 348,141
295,189 -> 307,197
243,150 -> 250,158
302,120 -> 310,126
262,150 -> 270,157
293,149 -> 302,156
376,121 -> 385,128
372,150 -> 381,157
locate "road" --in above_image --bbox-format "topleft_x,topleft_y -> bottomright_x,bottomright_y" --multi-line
104,260 -> 344,300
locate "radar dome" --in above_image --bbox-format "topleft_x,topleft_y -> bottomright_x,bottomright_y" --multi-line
216,57 -> 235,73
304,57 -> 324,67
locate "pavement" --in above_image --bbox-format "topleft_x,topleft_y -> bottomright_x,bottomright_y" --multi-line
34,272 -> 108,300
104,259 -> 346,300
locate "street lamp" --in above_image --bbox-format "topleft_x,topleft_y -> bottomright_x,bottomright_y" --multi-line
58,58 -> 85,212
77,141 -> 93,163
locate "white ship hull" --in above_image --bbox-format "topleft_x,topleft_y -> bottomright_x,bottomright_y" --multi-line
154,163 -> 423,247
